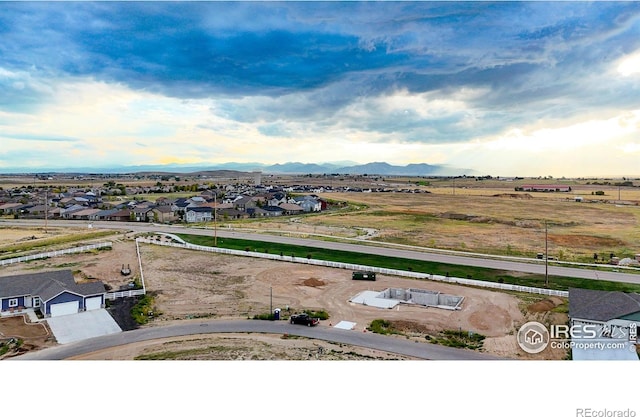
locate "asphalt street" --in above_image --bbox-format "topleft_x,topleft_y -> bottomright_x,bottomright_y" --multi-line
3,219 -> 638,284
11,319 -> 500,360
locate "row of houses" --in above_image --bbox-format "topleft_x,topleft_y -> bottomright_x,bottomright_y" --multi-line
0,188 -> 328,224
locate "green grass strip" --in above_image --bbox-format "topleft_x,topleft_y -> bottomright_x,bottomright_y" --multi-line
176,233 -> 640,293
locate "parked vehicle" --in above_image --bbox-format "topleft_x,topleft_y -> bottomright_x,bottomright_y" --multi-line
289,313 -> 319,326
352,271 -> 376,281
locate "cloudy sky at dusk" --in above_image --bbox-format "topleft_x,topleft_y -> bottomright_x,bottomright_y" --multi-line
1,1 -> 640,176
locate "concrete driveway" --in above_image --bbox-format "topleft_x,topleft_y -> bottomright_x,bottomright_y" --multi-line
46,309 -> 122,344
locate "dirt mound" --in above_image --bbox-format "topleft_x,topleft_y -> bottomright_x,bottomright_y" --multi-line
527,297 -> 564,313
302,277 -> 325,287
548,234 -> 624,248
389,320 -> 435,334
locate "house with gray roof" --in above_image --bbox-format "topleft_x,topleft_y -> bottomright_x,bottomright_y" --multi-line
570,288 -> 640,325
569,288 -> 640,360
185,206 -> 213,223
0,270 -> 107,317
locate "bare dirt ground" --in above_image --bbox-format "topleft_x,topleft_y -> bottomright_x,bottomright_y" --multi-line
0,233 -> 568,360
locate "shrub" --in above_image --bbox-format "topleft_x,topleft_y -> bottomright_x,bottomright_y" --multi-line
253,313 -> 276,321
304,309 -> 329,320
131,294 -> 155,325
368,319 -> 396,335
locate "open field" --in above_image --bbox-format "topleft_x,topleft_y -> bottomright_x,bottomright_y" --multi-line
0,226 -> 121,260
223,184 -> 640,263
3,173 -> 639,263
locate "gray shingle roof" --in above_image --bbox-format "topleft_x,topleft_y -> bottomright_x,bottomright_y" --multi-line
569,287 -> 640,321
0,270 -> 106,302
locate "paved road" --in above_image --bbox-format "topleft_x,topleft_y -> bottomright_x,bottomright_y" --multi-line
4,219 -> 638,284
11,319 -> 500,360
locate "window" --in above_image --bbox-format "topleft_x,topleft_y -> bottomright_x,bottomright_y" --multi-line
33,298 -> 41,308
9,298 -> 18,308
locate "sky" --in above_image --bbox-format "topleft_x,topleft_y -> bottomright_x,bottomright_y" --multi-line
1,1 -> 640,177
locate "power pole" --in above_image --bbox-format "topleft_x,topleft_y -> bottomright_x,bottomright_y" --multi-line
213,192 -> 217,247
544,220 -> 549,288
44,189 -> 48,234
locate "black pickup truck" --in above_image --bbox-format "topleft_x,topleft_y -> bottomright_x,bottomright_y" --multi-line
289,313 -> 319,327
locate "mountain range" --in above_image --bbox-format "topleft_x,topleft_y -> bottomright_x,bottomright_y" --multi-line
0,161 -> 477,176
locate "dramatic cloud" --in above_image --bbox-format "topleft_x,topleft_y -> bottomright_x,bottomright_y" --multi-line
1,2 -> 640,176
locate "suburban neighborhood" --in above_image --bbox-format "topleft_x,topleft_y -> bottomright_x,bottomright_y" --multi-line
0,176 -> 333,224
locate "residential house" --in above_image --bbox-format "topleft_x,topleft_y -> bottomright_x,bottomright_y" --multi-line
188,196 -> 207,205
69,208 -> 102,220
262,205 -> 284,217
133,206 -> 155,222
185,206 -> 213,223
278,203 -> 304,215
0,203 -> 27,215
291,196 -> 322,212
217,207 -> 250,220
246,207 -> 269,218
268,192 -> 287,207
233,196 -> 258,212
152,205 -> 179,223
569,287 -> 640,360
61,204 -> 87,219
105,209 -> 133,222
0,270 -> 107,317
90,208 -> 120,221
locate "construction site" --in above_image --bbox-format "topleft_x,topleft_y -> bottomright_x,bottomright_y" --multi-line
349,288 -> 464,310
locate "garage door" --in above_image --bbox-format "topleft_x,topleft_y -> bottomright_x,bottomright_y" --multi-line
85,296 -> 102,311
50,301 -> 79,317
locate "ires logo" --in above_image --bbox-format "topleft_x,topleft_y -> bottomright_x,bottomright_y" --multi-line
517,321 -> 549,354
517,321 -> 638,354
549,324 -> 598,339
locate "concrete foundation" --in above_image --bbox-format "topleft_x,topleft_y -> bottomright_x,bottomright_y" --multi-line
350,288 -> 464,310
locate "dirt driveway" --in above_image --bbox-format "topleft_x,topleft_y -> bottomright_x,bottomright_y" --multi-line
1,234 -> 568,360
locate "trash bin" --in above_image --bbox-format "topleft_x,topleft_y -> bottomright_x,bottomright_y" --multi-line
274,308 -> 281,320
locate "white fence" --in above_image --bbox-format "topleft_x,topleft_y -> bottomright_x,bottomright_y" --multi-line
105,289 -> 146,300
137,237 -> 569,298
0,242 -> 113,267
105,239 -> 147,300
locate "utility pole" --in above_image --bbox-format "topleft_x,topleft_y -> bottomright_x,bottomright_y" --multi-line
213,192 -> 217,247
44,189 -> 48,234
544,220 -> 549,288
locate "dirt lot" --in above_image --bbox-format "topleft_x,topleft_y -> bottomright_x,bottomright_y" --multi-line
0,232 -> 568,360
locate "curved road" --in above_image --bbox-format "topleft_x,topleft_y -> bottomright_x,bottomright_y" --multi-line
3,219 -> 638,284
11,319 -> 500,360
